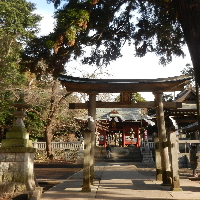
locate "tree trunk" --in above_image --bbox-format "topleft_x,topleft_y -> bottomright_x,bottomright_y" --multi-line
176,0 -> 200,87
44,80 -> 72,160
45,124 -> 54,160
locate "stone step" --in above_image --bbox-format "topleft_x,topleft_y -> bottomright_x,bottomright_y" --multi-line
94,146 -> 143,162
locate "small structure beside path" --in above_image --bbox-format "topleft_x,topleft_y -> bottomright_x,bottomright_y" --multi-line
0,94 -> 42,199
141,145 -> 154,163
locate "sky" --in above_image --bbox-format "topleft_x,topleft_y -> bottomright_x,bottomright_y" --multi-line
30,0 -> 192,100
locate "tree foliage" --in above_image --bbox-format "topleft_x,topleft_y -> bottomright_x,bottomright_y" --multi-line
0,1 -> 87,160
0,0 -> 42,139
181,63 -> 195,87
0,0 -> 41,85
24,0 -> 199,86
2,72 -> 85,157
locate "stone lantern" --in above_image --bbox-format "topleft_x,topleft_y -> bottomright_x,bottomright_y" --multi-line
1,94 -> 32,148
0,94 -> 38,198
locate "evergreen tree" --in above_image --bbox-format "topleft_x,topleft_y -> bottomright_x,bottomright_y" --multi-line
25,0 -> 200,86
0,0 -> 41,139
0,0 -> 41,85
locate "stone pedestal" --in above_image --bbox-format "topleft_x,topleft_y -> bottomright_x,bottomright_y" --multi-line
0,147 -> 36,198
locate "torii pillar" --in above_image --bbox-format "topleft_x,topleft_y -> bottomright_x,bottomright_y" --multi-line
169,130 -> 182,191
88,92 -> 96,185
82,92 -> 96,192
154,91 -> 171,185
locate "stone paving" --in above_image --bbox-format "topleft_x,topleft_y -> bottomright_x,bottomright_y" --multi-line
39,162 -> 200,200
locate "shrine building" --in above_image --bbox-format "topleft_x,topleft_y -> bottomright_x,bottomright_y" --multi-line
95,108 -> 149,147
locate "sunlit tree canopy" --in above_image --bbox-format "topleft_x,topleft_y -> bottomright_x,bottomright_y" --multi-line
23,0 -> 200,87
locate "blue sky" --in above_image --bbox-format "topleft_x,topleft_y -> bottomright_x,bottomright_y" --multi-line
31,0 -> 55,13
29,0 -> 192,100
30,0 -> 55,35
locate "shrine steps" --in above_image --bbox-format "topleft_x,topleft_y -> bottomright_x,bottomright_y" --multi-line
94,146 -> 142,162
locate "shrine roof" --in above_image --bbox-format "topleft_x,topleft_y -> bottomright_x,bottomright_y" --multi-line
96,108 -> 142,121
174,87 -> 197,102
58,75 -> 192,93
77,108 -> 155,124
169,87 -> 198,111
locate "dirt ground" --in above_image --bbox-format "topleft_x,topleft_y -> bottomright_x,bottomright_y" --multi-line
34,160 -> 83,180
34,160 -> 84,194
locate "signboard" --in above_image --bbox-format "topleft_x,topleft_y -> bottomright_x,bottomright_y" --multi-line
120,91 -> 132,105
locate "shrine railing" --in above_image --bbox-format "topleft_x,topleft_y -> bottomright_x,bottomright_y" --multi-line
33,141 -> 84,150
1,140 -> 199,152
179,139 -> 200,153
141,141 -> 155,149
0,141 -> 84,150
141,139 -> 200,152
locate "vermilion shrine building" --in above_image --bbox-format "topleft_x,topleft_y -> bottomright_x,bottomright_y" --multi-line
95,108 -> 149,147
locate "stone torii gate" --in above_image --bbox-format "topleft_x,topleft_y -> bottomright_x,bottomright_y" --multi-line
58,75 -> 192,192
